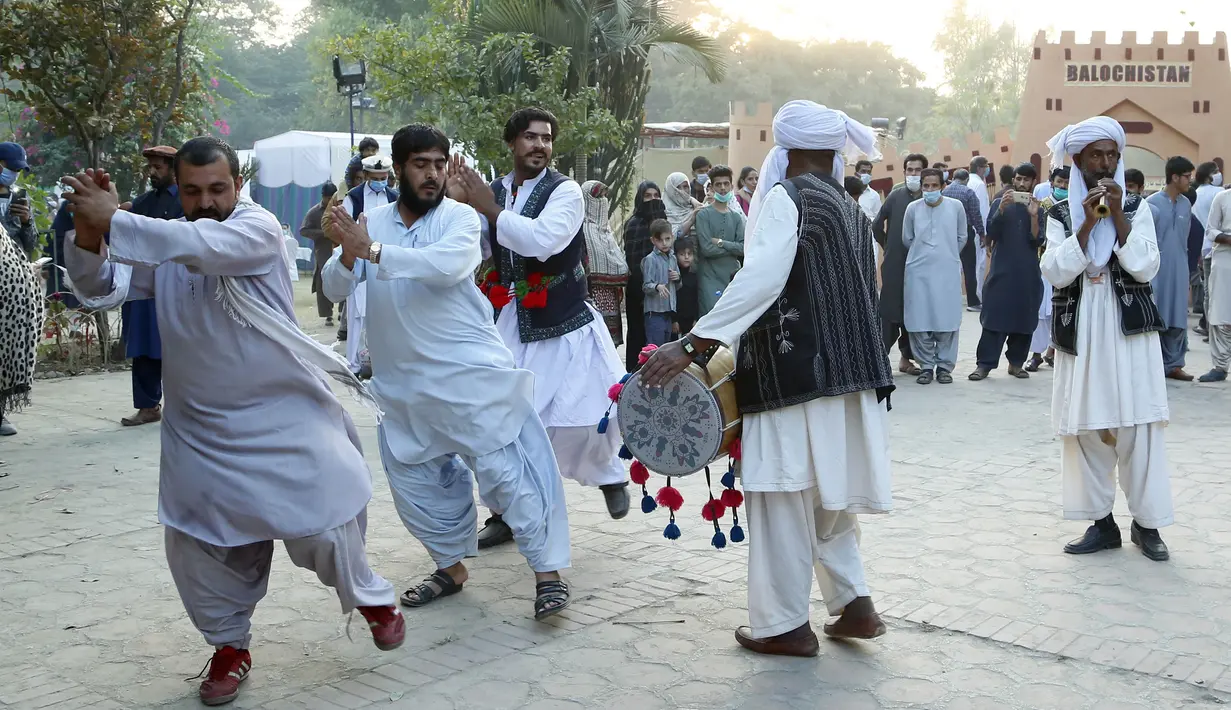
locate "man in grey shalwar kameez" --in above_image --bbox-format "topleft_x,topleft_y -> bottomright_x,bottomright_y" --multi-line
873,153 -> 928,376
62,138 -> 403,708
1147,156 -> 1196,381
902,168 -> 968,384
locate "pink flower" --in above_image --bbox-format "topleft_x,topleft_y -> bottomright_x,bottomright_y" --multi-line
210,77 -> 219,88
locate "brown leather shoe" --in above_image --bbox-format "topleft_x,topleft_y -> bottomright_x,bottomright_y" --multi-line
823,599 -> 888,640
1166,367 -> 1195,382
121,406 -> 162,427
734,623 -> 820,657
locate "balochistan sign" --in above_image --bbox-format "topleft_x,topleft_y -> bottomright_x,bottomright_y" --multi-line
1065,63 -> 1193,87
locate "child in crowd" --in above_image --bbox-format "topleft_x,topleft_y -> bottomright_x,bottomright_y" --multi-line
641,219 -> 679,346
673,238 -> 699,338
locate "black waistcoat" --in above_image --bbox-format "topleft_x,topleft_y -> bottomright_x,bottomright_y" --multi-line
735,173 -> 895,414
1048,199 -> 1164,355
491,169 -> 593,343
347,184 -> 399,220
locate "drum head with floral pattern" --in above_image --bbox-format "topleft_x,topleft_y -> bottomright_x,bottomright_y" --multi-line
618,370 -> 723,476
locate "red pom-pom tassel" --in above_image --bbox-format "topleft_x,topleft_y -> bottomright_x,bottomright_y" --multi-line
720,488 -> 744,509
700,499 -> 727,521
629,460 -> 650,485
638,344 -> 659,364
655,484 -> 684,512
728,438 -> 742,461
607,382 -> 624,402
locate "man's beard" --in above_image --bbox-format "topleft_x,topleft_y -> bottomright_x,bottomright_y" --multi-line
1083,169 -> 1114,189
187,205 -> 232,222
400,184 -> 445,214
150,175 -> 173,190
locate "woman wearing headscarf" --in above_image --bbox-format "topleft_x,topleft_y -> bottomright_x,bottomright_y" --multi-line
622,180 -> 667,371
736,166 -> 759,216
581,181 -> 628,346
663,172 -> 699,238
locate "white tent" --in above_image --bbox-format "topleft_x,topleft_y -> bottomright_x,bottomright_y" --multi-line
252,131 -> 393,189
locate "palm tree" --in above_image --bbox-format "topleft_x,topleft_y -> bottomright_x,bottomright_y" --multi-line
468,0 -> 725,209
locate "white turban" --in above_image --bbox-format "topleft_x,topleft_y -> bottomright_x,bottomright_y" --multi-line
746,100 -> 882,235
1045,116 -> 1127,276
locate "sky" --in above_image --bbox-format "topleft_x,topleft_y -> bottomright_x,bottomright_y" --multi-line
272,0 -> 1231,86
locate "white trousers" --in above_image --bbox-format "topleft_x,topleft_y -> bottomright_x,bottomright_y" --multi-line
975,239 -> 988,299
1211,325 -> 1231,371
747,489 -> 870,638
1061,423 -> 1174,528
549,424 -> 627,487
346,282 -> 368,373
380,417 -> 571,573
165,511 -> 395,649
1030,317 -> 1052,354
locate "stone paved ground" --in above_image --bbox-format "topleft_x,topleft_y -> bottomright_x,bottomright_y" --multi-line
2,282 -> 1229,709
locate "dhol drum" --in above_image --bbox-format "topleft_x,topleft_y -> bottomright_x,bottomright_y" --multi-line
618,347 -> 740,476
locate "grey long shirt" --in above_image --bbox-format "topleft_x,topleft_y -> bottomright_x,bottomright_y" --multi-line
641,248 -> 677,314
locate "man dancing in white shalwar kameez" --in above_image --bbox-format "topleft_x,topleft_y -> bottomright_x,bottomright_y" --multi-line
642,101 -> 894,657
1041,117 -> 1174,562
62,138 -> 403,707
454,108 -> 630,548
339,155 -> 398,377
321,124 -> 572,620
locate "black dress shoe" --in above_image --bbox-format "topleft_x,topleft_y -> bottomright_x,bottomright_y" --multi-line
1131,521 -> 1170,561
478,514 -> 514,549
600,482 -> 630,519
1063,521 -> 1122,554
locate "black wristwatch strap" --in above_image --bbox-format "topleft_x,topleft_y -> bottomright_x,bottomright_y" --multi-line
681,335 -> 698,356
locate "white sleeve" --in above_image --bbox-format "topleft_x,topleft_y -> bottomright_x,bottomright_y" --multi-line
690,185 -> 798,347
63,232 -> 152,303
1113,203 -> 1161,283
320,245 -> 362,303
375,203 -> 482,287
106,208 -> 281,277
1040,217 -> 1089,288
494,180 -> 585,260
1205,192 -> 1229,257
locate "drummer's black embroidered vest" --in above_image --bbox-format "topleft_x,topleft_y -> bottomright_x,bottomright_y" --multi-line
1047,199 -> 1164,356
735,172 -> 895,414
491,169 -> 594,342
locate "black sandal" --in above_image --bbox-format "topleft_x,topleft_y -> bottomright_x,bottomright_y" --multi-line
534,579 -> 570,621
400,570 -> 463,608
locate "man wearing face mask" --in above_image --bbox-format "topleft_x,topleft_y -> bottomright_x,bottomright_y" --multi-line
695,164 -> 746,316
855,160 -> 882,222
901,168 -> 968,384
690,155 -> 712,203
340,155 -> 399,377
873,153 -> 928,376
968,157 -> 993,303
1192,162 -> 1223,337
0,142 -> 36,257
943,169 -> 987,311
1026,167 -> 1071,372
0,142 -> 40,438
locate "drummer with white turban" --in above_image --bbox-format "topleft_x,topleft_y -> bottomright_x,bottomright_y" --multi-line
1040,115 -> 1173,562
642,100 -> 895,657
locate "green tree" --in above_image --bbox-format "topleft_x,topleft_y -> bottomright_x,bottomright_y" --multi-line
335,18 -> 621,176
467,0 -> 726,207
923,0 -> 1029,141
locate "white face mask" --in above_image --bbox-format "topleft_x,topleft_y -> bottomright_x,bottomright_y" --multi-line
859,173 -> 873,185
905,175 -> 922,192
1214,172 -> 1224,187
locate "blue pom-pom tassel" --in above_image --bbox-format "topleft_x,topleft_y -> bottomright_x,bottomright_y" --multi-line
620,372 -> 633,384
597,414 -> 609,434
663,522 -> 681,540
730,524 -> 745,543
721,471 -> 735,489
619,444 -> 633,460
641,494 -> 657,513
711,530 -> 727,549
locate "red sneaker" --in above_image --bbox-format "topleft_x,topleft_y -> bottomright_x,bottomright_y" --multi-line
358,605 -> 405,651
198,646 -> 251,706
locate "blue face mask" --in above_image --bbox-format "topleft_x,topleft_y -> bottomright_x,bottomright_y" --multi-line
923,189 -> 943,205
368,180 -> 387,193
1053,188 -> 1069,201
695,173 -> 710,186
0,167 -> 17,187
859,173 -> 873,185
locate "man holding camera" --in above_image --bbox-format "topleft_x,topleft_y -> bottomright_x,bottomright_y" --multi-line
969,163 -> 1045,381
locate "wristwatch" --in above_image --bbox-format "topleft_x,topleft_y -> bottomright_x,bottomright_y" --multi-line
681,335 -> 699,358
368,242 -> 383,264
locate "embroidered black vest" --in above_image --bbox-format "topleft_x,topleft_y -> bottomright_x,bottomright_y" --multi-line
490,169 -> 593,343
735,173 -> 895,414
1048,199 -> 1164,356
347,184 -> 399,220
